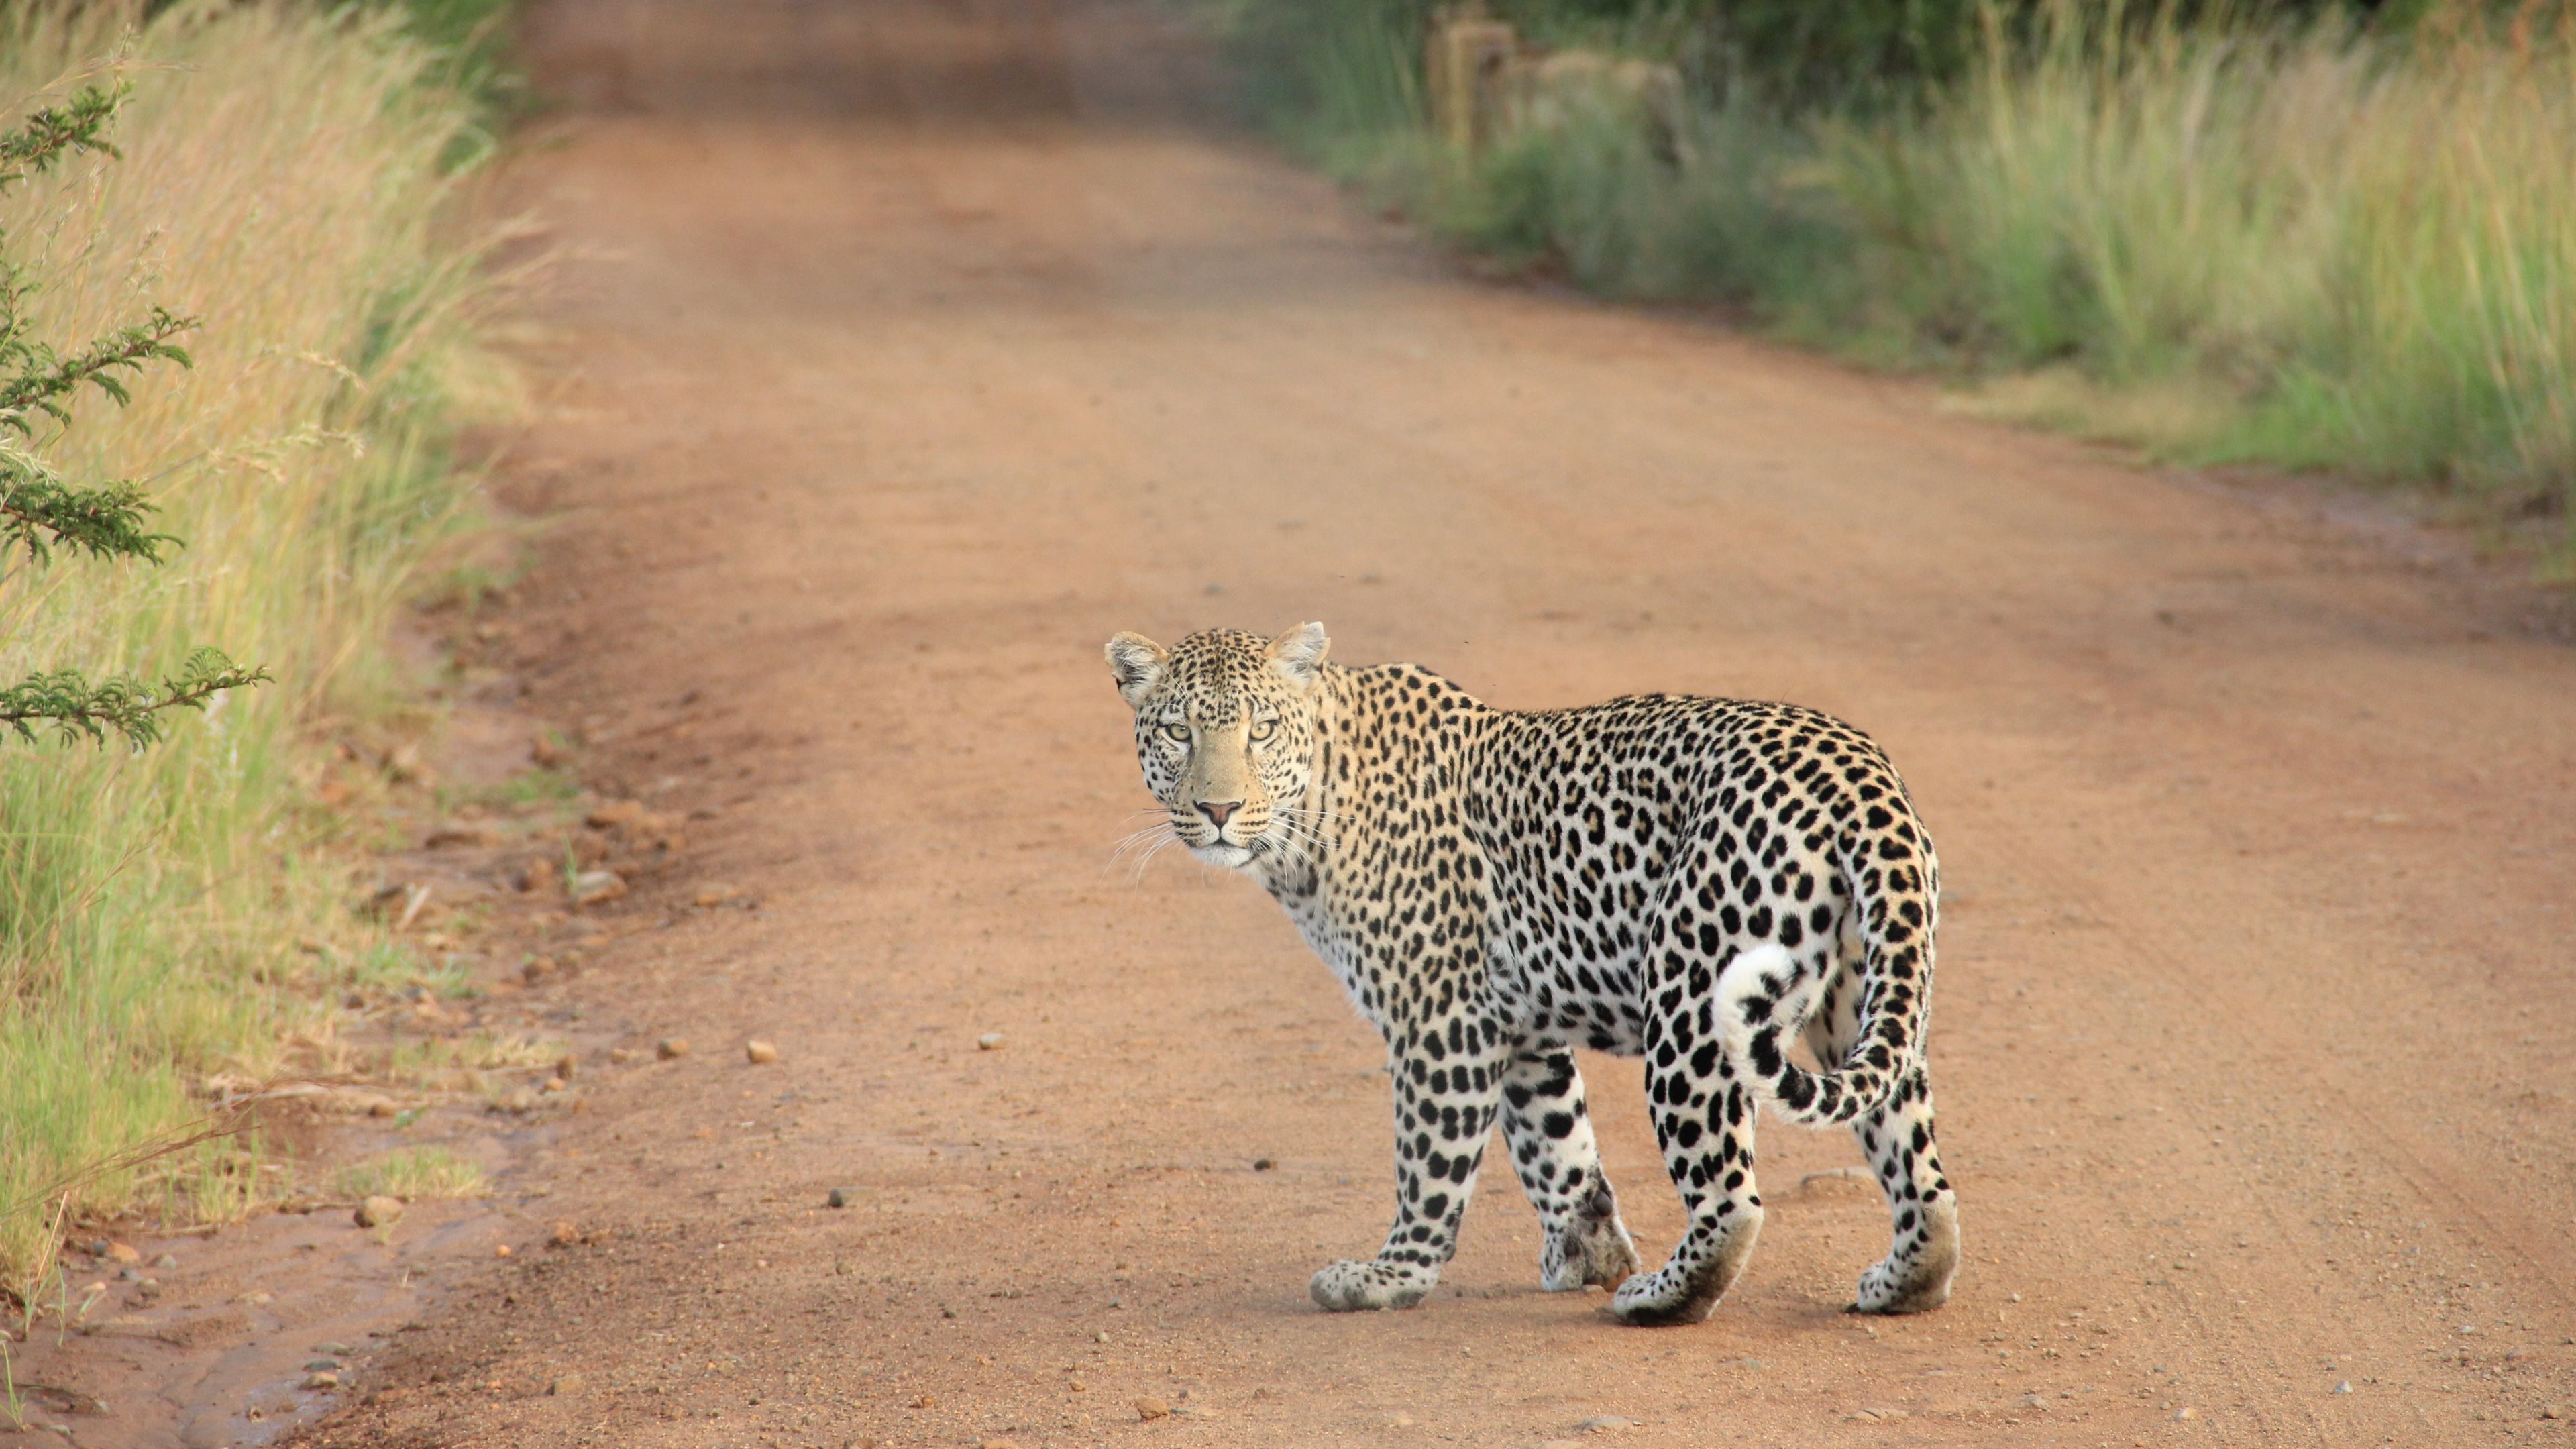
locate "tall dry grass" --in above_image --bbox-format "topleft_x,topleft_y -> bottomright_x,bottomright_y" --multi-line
1847,2 -> 2576,526
1246,0 -> 2576,559
0,0 -> 506,1295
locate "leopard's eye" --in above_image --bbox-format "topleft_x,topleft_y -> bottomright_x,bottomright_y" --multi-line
1248,718 -> 1277,743
1159,722 -> 1191,743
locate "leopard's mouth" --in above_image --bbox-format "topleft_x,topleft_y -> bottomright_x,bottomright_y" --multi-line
1186,835 -> 1260,868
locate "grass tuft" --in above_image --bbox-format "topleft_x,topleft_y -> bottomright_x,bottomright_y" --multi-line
334,1146 -> 490,1202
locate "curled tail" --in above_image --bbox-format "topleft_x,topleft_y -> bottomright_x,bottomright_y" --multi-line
1718,821 -> 1937,1128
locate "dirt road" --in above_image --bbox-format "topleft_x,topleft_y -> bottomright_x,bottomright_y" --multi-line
301,1 -> 2575,1444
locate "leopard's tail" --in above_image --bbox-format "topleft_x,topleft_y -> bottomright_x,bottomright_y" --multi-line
1717,822 -> 1936,1128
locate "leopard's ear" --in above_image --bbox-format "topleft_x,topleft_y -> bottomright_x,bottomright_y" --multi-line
1267,621 -> 1330,690
1104,632 -> 1167,708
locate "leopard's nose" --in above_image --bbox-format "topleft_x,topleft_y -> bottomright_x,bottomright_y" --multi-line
1197,800 -> 1243,827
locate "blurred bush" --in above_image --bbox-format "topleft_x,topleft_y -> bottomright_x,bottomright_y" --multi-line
1210,0 -> 2576,566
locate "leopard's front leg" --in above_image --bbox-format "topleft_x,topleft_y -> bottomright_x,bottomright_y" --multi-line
1311,1014 -> 1507,1312
1500,1046 -> 1639,1292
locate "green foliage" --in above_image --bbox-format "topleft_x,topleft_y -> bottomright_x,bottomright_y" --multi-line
1216,0 -> 2576,561
1225,0 -> 2399,110
349,0 -> 523,122
0,81 -> 121,181
1,308 -> 197,433
0,84 -> 264,749
0,649 -> 268,749
1688,0 -> 1991,98
0,91 -> 197,576
0,88 -> 200,447
0,466 -> 163,566
0,0 -> 511,1295
362,0 -> 515,56
1204,0 -> 1424,154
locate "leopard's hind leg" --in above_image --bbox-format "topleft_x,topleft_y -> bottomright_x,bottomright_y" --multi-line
1850,1063 -> 1957,1312
1802,968 -> 1957,1313
1607,942 -> 1828,1326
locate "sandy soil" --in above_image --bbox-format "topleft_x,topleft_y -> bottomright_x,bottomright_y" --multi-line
208,0 -> 2576,1444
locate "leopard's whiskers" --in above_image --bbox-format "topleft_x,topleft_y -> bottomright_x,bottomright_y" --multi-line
1128,827 -> 1189,881
1108,818 -> 1183,881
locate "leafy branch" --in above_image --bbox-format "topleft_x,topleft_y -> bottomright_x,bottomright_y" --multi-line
0,83 -> 125,186
0,649 -> 270,749
0,441 -> 171,564
0,81 -> 264,748
0,307 -> 197,431
0,89 -> 190,430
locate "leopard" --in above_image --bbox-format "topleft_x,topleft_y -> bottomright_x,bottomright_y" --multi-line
1104,622 -> 1959,1325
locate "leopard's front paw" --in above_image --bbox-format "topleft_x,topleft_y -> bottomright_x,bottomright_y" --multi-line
1540,1187 -> 1640,1292
1604,1265 -> 1721,1326
1309,1258 -> 1435,1312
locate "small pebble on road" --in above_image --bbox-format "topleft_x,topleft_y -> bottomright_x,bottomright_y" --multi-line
570,868 -> 627,905
746,1039 -> 780,1063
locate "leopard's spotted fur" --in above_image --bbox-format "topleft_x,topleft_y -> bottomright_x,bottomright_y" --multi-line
1105,623 -> 1959,1324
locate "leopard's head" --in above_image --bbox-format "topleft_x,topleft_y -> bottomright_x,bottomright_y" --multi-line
1103,622 -> 1330,871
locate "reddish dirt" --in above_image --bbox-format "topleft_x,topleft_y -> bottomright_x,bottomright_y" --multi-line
135,0 -> 2576,1445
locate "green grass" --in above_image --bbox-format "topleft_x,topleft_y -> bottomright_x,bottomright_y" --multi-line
0,0 -> 510,1295
1234,0 -> 2576,563
334,1146 -> 490,1202
378,1030 -> 564,1084
449,763 -> 582,814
